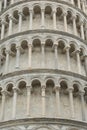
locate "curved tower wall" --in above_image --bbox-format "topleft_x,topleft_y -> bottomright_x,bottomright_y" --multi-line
0,0 -> 87,130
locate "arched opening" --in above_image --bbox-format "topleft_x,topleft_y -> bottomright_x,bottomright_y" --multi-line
67,11 -> 73,34
60,80 -> 70,118
76,15 -> 80,37
5,14 -> 9,36
45,6 -> 52,29
13,10 -> 19,34
72,83 -> 82,120
23,7 -> 29,31
20,40 -> 28,69
46,79 -> 56,117
56,7 -> 63,31
45,39 -> 54,68
31,79 -> 41,117
33,6 -> 41,29
32,39 -> 41,68
17,80 -> 27,118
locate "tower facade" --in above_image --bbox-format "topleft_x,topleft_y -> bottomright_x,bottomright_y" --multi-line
0,0 -> 87,129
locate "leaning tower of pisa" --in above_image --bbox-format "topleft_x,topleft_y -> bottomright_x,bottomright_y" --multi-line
0,0 -> 87,129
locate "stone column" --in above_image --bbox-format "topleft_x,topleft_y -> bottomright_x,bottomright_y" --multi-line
55,86 -> 61,117
68,87 -> 74,118
1,20 -> 5,40
28,44 -> 32,69
8,14 -> 13,35
5,49 -> 10,73
41,86 -> 46,117
82,0 -> 85,13
29,10 -> 33,30
84,55 -> 87,76
0,1 -> 1,11
41,43 -> 45,68
41,9 -> 45,29
76,50 -> 81,74
71,0 -> 74,4
12,87 -> 18,119
72,15 -> 77,35
63,12 -> 67,32
53,9 -> 57,29
15,46 -> 20,69
1,90 -> 6,120
77,0 -> 81,8
80,20 -> 85,39
4,0 -> 7,8
65,46 -> 71,71
79,90 -> 86,121
18,12 -> 22,32
11,0 -> 14,4
26,86 -> 32,116
54,44 -> 58,69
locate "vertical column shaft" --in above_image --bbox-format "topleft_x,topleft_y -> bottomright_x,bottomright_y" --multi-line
80,21 -> 84,39
5,49 -> 10,73
12,88 -> 18,119
28,44 -> 32,69
73,16 -> 77,35
18,12 -> 22,32
68,88 -> 74,118
54,44 -> 58,69
1,91 -> 6,120
1,21 -> 5,40
55,86 -> 61,117
53,10 -> 56,29
26,86 -> 31,116
8,16 -> 13,35
15,46 -> 20,69
66,47 -> 71,71
0,0 -> 2,12
80,91 -> 86,121
41,9 -> 45,29
84,55 -> 87,76
63,13 -> 67,32
29,10 -> 33,30
71,0 -> 74,4
77,0 -> 81,8
4,0 -> 7,8
76,50 -> 81,74
41,44 -> 45,68
42,87 -> 46,117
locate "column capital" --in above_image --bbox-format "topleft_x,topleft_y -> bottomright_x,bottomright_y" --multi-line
28,44 -> 32,48
26,85 -> 32,90
41,84 -> 46,90
79,90 -> 85,96
16,45 -> 21,50
1,90 -> 7,95
68,87 -> 74,92
54,86 -> 60,91
13,87 -> 19,93
63,11 -> 67,16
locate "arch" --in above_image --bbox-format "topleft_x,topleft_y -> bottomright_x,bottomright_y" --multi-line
33,5 -> 41,14
45,39 -> 53,47
56,6 -> 63,17
13,10 -> 19,20
21,40 -> 28,49
32,39 -> 41,48
31,78 -> 41,87
72,81 -> 82,94
6,83 -> 14,92
45,5 -> 52,14
10,43 -> 16,53
22,6 -> 29,16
